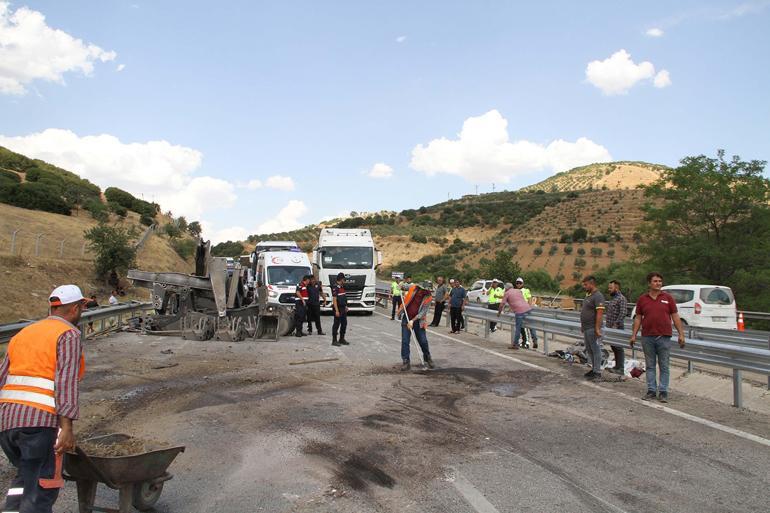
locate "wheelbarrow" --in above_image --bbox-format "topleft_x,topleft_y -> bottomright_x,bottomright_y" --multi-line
63,434 -> 185,513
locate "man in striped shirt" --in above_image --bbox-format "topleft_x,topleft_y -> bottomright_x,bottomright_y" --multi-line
0,284 -> 85,513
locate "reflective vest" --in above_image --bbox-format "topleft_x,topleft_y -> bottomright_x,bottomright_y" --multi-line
0,318 -> 85,415
522,287 -> 532,302
488,287 -> 504,305
391,281 -> 401,297
398,285 -> 433,320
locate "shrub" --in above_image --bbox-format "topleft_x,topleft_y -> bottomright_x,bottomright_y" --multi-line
574,257 -> 587,268
171,238 -> 197,260
211,240 -> 245,257
548,245 -> 558,256
7,182 -> 70,215
85,200 -> 109,222
84,224 -> 137,282
163,223 -> 182,239
564,245 -> 573,255
410,233 -> 428,243
590,247 -> 603,257
577,247 -> 586,256
607,249 -> 616,258
108,202 -> 128,218
572,227 -> 588,242
533,247 -> 543,256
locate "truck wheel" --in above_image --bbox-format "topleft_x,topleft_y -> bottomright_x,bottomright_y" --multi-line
132,481 -> 163,511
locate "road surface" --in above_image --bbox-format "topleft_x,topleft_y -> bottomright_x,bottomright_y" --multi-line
2,309 -> 769,512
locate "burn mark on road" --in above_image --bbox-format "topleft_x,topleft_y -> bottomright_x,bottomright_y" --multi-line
303,441 -> 396,491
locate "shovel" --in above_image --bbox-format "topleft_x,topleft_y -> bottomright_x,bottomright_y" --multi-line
401,303 -> 426,368
39,453 -> 64,489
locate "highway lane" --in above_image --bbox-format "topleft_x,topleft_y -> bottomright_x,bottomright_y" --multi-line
3,310 -> 768,512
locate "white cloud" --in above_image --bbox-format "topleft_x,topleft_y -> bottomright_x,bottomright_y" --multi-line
264,175 -> 295,191
395,35 -> 407,43
367,162 -> 394,179
244,179 -> 262,190
0,2 -> 116,95
116,64 -> 126,72
0,128 -> 236,221
653,69 -> 672,88
645,27 -> 664,37
409,110 -> 612,183
208,225 -> 250,245
256,200 -> 308,234
585,49 -> 671,95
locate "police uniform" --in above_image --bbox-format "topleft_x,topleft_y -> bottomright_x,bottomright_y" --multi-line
487,283 -> 504,331
332,281 -> 348,345
390,280 -> 402,320
294,281 -> 309,337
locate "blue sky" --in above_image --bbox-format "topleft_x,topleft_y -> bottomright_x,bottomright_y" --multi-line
1,1 -> 769,242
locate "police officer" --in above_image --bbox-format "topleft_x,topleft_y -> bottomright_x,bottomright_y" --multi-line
294,275 -> 311,337
390,276 -> 402,320
331,272 -> 349,346
306,276 -> 326,335
487,279 -> 504,332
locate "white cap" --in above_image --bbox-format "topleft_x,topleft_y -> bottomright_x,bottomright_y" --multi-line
49,285 -> 85,306
515,277 -> 524,283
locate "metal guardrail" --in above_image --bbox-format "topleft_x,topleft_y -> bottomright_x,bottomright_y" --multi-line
0,302 -> 154,345
375,287 -> 770,408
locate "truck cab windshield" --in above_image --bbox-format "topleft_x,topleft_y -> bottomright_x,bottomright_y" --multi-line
267,266 -> 309,286
322,247 -> 373,269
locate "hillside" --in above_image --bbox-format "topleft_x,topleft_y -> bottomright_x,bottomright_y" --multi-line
0,146 -> 197,323
520,161 -> 667,193
242,161 -> 664,292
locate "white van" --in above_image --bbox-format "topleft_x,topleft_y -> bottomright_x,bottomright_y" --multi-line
661,285 -> 737,330
256,251 -> 312,306
467,279 -> 502,304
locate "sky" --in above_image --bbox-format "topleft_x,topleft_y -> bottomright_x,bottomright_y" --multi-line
1,1 -> 769,243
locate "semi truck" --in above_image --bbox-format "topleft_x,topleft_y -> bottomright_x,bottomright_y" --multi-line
313,228 -> 382,313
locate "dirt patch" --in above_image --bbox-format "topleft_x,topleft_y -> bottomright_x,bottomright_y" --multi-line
79,434 -> 169,457
303,441 -> 395,491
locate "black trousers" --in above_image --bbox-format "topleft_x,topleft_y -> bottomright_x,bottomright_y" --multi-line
332,314 -> 347,340
294,302 -> 307,335
391,296 -> 402,319
450,306 -> 463,332
306,303 -> 322,332
488,304 -> 499,330
0,427 -> 59,513
430,301 -> 445,326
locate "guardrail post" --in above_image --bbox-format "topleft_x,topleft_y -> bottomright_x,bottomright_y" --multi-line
687,327 -> 695,373
543,331 -> 550,355
483,319 -> 489,339
733,369 -> 743,408
463,313 -> 468,332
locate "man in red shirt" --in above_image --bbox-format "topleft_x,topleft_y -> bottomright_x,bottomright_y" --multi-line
630,272 -> 686,403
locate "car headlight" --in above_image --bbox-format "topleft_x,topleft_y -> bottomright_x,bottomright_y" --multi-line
365,292 -> 375,298
268,291 -> 278,298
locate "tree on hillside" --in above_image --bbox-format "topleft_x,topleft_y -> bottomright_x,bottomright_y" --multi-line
479,250 -> 522,285
642,151 -> 769,285
188,221 -> 202,237
84,224 -> 136,283
211,240 -> 245,257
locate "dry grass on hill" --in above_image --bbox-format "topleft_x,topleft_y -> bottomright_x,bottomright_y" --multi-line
520,162 -> 665,193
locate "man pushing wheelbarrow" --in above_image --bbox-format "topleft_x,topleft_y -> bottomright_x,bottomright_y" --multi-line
398,281 -> 436,371
0,285 -> 86,513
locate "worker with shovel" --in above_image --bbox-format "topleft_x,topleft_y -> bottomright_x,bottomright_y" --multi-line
398,281 -> 435,371
0,284 -> 86,513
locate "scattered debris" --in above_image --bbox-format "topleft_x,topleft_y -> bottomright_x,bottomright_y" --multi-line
289,357 -> 340,366
161,349 -> 174,355
78,434 -> 169,458
151,362 -> 179,370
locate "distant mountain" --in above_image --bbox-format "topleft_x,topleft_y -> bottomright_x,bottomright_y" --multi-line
520,161 -> 668,193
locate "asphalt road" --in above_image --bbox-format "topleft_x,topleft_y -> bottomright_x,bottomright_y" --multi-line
3,309 -> 769,513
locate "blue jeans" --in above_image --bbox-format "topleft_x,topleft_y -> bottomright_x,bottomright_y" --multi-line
401,317 -> 431,362
513,312 -> 537,347
642,336 -> 672,393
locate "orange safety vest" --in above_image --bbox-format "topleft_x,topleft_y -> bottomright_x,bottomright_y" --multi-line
0,318 -> 85,414
398,285 -> 433,320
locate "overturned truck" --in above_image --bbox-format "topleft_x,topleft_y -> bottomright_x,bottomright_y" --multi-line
127,241 -> 294,341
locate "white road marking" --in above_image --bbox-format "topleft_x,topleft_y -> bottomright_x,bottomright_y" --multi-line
447,468 -> 502,513
373,310 -> 770,448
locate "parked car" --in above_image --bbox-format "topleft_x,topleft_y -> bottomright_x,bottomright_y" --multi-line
467,279 -> 502,304
632,285 -> 737,330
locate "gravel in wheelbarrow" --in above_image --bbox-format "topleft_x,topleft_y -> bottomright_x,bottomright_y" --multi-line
63,434 -> 185,512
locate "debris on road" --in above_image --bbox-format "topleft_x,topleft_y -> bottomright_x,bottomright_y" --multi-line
289,357 -> 340,366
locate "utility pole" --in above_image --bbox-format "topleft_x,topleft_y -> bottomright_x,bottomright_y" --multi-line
475,185 -> 478,195
492,183 -> 495,193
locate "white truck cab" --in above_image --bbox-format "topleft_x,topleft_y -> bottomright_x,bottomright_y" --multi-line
255,251 -> 312,306
313,229 -> 382,313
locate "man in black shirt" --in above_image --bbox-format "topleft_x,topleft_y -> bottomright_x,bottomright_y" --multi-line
306,276 -> 327,335
331,272 -> 349,347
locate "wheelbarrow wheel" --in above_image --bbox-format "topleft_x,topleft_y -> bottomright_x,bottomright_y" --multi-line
132,480 -> 164,511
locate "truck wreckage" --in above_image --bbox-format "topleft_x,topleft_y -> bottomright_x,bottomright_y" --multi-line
127,241 -> 294,341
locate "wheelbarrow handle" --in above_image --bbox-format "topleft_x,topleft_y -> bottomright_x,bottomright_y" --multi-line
71,446 -> 119,489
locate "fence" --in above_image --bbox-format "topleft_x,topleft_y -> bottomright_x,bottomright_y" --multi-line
375,288 -> 770,408
0,302 -> 154,345
0,228 -> 92,260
